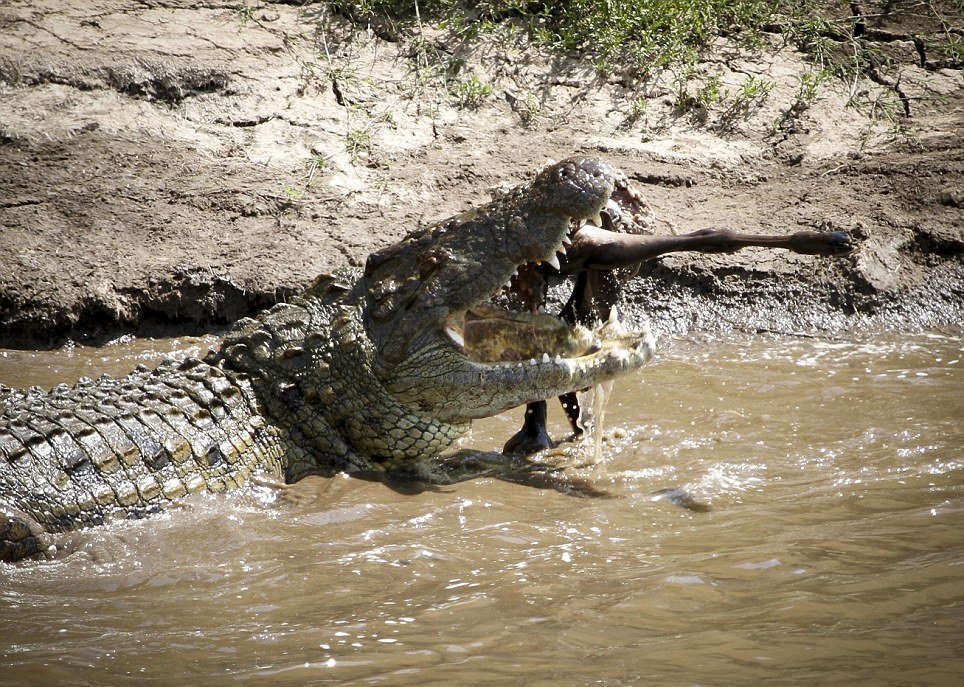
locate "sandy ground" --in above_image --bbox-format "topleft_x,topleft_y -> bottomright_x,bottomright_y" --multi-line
0,1 -> 961,346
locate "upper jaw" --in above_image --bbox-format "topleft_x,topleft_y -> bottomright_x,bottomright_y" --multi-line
537,174 -> 659,277
441,205 -> 604,354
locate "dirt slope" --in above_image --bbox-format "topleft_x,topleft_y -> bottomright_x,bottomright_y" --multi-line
0,1 -> 961,346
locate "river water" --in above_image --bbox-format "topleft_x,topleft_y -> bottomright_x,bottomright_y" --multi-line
0,332 -> 961,686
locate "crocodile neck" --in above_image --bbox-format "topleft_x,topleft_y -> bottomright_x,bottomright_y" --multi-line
214,271 -> 471,478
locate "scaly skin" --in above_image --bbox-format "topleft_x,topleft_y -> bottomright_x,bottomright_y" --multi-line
0,157 -> 656,562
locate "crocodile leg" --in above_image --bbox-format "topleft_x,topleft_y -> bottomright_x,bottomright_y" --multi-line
0,506 -> 52,562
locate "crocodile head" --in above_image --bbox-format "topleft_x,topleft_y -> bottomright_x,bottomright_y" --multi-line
362,157 -> 655,426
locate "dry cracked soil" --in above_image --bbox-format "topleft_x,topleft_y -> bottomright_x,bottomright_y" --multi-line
0,1 -> 961,347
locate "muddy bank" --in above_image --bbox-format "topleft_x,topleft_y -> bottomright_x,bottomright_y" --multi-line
0,1 -> 961,347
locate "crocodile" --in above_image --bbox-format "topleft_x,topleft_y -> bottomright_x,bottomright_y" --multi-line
0,157 -> 656,562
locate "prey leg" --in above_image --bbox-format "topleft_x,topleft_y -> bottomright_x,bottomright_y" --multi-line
503,400 -> 553,455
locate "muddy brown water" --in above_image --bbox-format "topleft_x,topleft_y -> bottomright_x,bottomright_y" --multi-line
1,332 -> 962,686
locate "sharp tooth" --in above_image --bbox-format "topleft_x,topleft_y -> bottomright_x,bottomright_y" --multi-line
554,354 -> 562,364
542,352 -> 551,362
512,267 -> 519,277
562,234 -> 573,245
587,213 -> 603,227
529,358 -> 538,366
608,305 -> 619,323
546,253 -> 560,270
443,325 -> 464,348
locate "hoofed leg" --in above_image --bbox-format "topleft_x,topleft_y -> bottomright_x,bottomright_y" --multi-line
503,400 -> 553,455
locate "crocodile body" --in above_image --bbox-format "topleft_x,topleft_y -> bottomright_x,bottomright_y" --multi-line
0,157 -> 656,562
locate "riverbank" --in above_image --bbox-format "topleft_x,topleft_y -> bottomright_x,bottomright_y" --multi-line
1,1 -> 961,346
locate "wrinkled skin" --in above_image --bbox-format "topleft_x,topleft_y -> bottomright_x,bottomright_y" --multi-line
502,168 -> 854,456
1,157 -> 658,562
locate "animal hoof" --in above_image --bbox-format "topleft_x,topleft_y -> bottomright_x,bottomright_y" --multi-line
503,427 -> 553,456
828,231 -> 855,254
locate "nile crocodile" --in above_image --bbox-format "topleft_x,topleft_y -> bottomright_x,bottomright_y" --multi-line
0,157 -> 655,562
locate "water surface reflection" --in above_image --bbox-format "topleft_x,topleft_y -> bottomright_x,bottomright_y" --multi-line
1,333 -> 961,686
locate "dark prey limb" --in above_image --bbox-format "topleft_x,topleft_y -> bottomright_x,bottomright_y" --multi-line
560,227 -> 854,274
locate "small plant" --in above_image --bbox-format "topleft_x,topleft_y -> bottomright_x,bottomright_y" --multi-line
795,68 -> 830,109
698,75 -> 726,109
235,1 -> 255,30
713,75 -> 774,132
345,127 -> 373,163
629,95 -> 647,120
673,69 -> 727,122
739,75 -> 774,104
514,91 -> 542,127
373,109 -> 397,127
450,74 -> 492,109
848,87 -> 905,125
325,64 -> 360,88
304,154 -> 330,186
281,183 -> 302,202
618,95 -> 649,130
408,33 -> 443,70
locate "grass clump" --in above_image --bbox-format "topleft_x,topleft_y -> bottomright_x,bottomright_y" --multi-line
519,0 -> 777,76
331,1 -> 782,79
313,0 -> 961,139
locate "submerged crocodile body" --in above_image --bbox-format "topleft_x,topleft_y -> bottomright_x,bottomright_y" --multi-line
0,158 -> 655,562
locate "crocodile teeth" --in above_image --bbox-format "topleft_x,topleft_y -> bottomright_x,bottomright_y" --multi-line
542,352 -> 551,362
546,253 -> 561,270
586,213 -> 603,227
636,325 -> 657,352
443,325 -> 465,348
562,234 -> 573,246
608,305 -> 619,324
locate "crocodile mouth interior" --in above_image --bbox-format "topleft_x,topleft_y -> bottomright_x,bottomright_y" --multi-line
440,219 -> 581,362
443,189 -> 652,366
